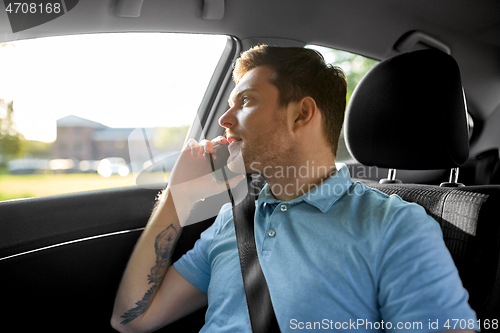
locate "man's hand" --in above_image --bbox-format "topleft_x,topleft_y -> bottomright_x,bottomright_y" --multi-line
167,136 -> 245,222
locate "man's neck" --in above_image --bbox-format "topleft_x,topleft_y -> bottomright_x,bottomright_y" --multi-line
263,158 -> 337,201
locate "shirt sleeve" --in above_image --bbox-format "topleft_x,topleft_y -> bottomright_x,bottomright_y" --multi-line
173,203 -> 231,293
377,199 -> 479,332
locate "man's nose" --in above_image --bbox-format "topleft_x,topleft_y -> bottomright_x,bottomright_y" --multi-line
218,107 -> 236,129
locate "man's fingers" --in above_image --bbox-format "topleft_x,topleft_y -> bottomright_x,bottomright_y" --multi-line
203,136 -> 228,155
186,139 -> 204,158
200,139 -> 212,156
189,137 -> 227,158
186,139 -> 197,155
213,135 -> 227,145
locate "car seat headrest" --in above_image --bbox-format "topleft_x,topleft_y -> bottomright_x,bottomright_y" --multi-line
344,49 -> 469,170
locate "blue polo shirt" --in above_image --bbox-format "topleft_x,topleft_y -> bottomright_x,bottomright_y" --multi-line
173,164 -> 478,332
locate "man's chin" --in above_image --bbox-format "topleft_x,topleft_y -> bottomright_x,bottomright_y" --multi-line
227,147 -> 246,175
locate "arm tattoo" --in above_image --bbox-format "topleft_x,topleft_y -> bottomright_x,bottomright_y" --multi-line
120,223 -> 178,325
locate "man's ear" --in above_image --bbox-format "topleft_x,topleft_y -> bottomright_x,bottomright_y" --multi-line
292,96 -> 318,132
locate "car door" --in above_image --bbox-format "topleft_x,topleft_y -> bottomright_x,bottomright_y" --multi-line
0,33 -> 238,333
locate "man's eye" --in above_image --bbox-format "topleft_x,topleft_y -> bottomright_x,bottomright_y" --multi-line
242,97 -> 250,105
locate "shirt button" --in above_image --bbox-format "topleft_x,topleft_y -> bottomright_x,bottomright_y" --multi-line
280,204 -> 288,212
268,229 -> 276,237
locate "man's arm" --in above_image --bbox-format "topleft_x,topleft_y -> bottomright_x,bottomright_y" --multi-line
111,137 -> 244,333
377,202 -> 480,333
111,188 -> 207,333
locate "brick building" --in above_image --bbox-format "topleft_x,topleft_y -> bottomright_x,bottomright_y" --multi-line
52,115 -> 135,162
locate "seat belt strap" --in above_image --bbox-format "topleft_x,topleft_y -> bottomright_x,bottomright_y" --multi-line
228,173 -> 281,333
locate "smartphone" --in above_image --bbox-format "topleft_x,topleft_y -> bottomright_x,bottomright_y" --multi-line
205,142 -> 241,183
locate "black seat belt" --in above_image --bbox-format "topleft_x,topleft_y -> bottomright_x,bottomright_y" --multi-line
226,173 -> 281,332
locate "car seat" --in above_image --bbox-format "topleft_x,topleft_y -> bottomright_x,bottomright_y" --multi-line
345,49 -> 500,321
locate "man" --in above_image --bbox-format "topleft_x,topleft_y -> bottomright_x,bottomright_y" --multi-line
112,45 -> 477,332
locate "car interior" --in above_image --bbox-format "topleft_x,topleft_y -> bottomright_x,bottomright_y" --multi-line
1,0 -> 499,332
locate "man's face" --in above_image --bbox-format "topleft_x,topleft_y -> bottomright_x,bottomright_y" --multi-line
218,66 -> 295,174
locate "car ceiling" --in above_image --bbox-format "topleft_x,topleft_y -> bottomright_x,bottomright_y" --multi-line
0,0 -> 499,123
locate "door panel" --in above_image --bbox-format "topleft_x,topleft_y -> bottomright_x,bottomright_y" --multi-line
0,187 -> 158,259
1,230 -> 142,331
0,186 -> 227,332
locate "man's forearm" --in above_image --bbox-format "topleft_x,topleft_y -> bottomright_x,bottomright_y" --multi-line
112,137 -> 243,332
112,188 -> 192,330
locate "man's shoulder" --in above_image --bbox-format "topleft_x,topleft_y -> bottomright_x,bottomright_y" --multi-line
219,202 -> 233,216
343,181 -> 433,228
212,202 -> 235,233
349,181 -> 422,209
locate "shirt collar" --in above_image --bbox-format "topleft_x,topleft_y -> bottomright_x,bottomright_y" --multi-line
257,163 -> 353,213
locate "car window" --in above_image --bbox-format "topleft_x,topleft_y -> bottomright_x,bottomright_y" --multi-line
305,45 -> 379,162
0,33 -> 228,201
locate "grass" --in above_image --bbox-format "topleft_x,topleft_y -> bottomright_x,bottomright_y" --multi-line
0,172 -> 168,201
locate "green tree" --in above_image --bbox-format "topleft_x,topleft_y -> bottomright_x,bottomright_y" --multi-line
307,46 -> 379,162
0,99 -> 25,165
23,140 -> 53,158
312,46 -> 378,104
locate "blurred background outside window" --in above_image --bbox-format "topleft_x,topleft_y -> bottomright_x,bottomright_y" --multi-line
0,33 -> 227,200
0,37 -> 378,201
